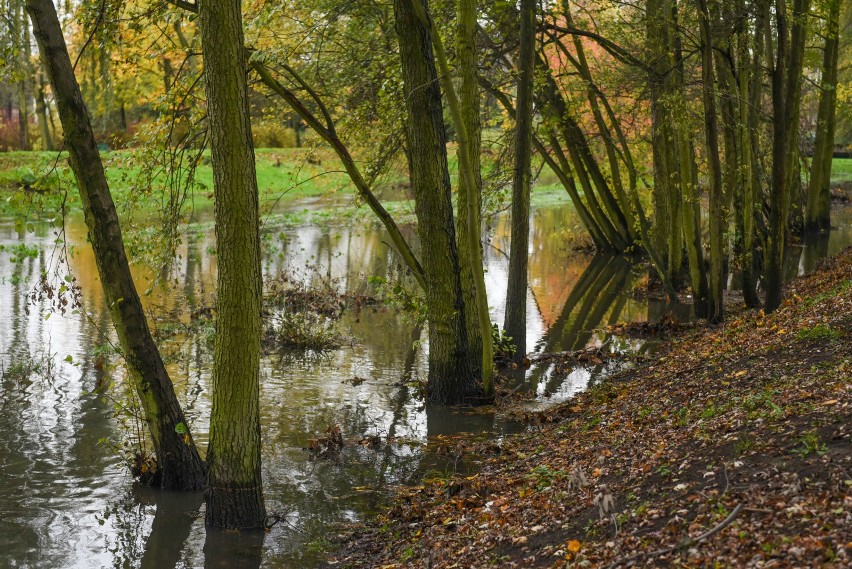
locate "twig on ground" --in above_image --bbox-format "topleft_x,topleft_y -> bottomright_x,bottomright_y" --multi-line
605,503 -> 744,568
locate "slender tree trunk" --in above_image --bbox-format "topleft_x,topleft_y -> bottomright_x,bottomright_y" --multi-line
740,0 -> 764,308
670,0 -> 709,316
765,0 -> 788,313
26,0 -> 206,490
481,78 -> 607,249
697,0 -> 725,322
648,0 -> 678,282
504,0 -> 536,363
805,0 -> 840,233
35,72 -> 52,150
199,0 -> 267,529
784,0 -> 811,231
17,0 -> 31,151
455,0 -> 485,377
393,0 -> 479,404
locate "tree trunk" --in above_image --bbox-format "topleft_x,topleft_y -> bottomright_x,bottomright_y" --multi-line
393,0 -> 479,404
455,0 -> 486,377
17,0 -> 31,151
670,0 -> 709,316
784,0 -> 811,232
504,0 -> 536,363
199,0 -> 267,528
805,0 -> 840,233
697,0 -> 725,322
765,0 -> 788,313
35,72 -> 52,150
740,0 -> 764,308
26,0 -> 206,490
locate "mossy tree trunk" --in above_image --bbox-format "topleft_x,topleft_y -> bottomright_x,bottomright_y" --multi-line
455,0 -> 486,377
393,0 -> 480,404
766,0 -> 810,313
669,0 -> 709,317
199,0 -> 267,528
26,0 -> 206,490
805,0 -> 840,234
503,0 -> 536,363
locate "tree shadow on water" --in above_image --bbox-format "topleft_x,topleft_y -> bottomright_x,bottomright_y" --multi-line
203,526 -> 265,569
137,487 -> 203,569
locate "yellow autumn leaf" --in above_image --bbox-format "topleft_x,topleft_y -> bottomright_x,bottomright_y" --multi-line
566,540 -> 582,553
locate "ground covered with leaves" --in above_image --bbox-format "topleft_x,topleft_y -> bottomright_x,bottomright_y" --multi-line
329,248 -> 852,568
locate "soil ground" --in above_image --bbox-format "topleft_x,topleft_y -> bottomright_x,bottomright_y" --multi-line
329,248 -> 852,568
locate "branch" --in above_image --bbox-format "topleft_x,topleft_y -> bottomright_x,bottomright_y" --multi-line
542,22 -> 648,71
606,503 -> 744,568
251,61 -> 426,290
165,0 -> 197,14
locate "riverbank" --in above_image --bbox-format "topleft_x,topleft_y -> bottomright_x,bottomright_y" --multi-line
330,248 -> 852,567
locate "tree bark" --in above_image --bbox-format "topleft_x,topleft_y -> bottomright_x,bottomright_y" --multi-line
26,0 -> 206,490
35,72 -> 52,150
199,0 -> 267,528
393,0 -> 480,404
805,0 -> 840,233
504,0 -> 536,363
17,0 -> 31,151
455,0 -> 486,377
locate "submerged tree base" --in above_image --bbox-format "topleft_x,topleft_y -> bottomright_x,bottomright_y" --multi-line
332,247 -> 852,567
205,484 -> 267,530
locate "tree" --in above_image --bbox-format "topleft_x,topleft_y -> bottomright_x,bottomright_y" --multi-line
503,0 -> 536,362
26,0 -> 206,490
393,0 -> 481,404
805,0 -> 841,233
198,0 -> 267,528
696,0 -> 725,323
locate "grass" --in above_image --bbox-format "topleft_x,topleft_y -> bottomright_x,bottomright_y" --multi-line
1,150 -> 848,229
796,323 -> 842,341
831,157 -> 852,183
0,148 -> 364,217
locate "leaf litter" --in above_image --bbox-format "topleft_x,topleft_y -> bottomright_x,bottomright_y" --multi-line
328,247 -> 852,568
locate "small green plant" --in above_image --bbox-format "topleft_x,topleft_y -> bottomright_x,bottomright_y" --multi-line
793,431 -> 827,457
583,414 -> 602,431
741,389 -> 784,419
491,324 -> 515,365
674,406 -> 691,426
527,464 -> 565,490
735,435 -> 756,456
400,547 -> 416,563
796,324 -> 841,341
700,402 -> 723,419
97,376 -> 159,485
1,349 -> 55,383
368,275 -> 426,324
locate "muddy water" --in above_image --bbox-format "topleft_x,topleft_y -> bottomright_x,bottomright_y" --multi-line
1,199 -> 849,568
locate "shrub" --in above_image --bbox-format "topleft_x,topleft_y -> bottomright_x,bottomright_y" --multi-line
252,121 -> 297,148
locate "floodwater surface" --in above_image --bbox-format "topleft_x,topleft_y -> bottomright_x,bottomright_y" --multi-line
1,198 -> 850,568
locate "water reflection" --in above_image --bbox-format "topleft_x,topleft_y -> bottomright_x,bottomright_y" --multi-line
138,489 -> 203,569
0,200 -> 850,568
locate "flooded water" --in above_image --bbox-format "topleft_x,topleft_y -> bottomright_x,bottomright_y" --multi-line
1,196 -> 850,568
